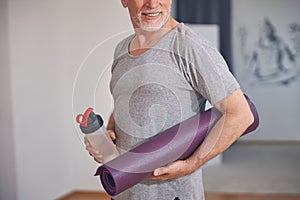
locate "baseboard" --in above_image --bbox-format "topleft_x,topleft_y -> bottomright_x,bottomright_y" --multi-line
236,140 -> 300,145
57,190 -> 300,200
57,190 -> 110,200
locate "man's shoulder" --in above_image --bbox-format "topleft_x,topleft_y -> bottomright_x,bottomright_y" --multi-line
113,34 -> 134,59
172,24 -> 210,51
172,23 -> 215,56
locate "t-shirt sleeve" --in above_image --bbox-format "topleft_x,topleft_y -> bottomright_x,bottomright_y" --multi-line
180,38 -> 240,104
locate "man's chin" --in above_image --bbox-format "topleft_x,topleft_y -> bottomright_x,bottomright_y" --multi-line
138,21 -> 166,32
139,26 -> 162,32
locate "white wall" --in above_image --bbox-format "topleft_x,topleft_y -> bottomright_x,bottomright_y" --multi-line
0,0 -> 18,199
3,1 -> 299,199
4,0 -> 131,199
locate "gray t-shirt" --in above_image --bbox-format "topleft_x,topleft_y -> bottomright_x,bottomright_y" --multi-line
109,23 -> 240,200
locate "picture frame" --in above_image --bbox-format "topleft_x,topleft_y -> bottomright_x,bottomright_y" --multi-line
231,0 -> 300,88
231,0 -> 300,141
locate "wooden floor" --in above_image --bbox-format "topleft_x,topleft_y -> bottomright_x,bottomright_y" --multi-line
58,191 -> 300,200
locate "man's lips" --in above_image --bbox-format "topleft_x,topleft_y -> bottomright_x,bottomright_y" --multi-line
143,12 -> 160,17
142,11 -> 162,17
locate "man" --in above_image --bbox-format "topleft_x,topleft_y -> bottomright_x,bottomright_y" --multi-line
85,0 -> 254,199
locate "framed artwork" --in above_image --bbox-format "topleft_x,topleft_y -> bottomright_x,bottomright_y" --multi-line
231,0 -> 300,140
232,0 -> 300,88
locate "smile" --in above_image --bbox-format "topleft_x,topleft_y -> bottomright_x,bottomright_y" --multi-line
144,13 -> 160,17
142,11 -> 162,17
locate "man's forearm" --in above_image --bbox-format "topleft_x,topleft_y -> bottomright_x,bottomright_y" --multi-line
189,89 -> 254,167
189,100 -> 254,168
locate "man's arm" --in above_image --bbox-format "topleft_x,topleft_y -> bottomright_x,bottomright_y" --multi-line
191,88 -> 254,166
150,89 -> 254,180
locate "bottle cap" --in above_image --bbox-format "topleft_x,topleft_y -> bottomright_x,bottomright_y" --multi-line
76,108 -> 104,134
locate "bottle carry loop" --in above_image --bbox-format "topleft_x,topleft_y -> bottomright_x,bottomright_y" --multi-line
76,107 -> 94,127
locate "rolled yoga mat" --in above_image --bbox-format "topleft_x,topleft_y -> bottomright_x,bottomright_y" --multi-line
95,95 -> 259,196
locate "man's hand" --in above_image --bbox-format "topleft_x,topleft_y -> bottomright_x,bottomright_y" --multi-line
148,157 -> 200,181
84,137 -> 104,163
84,130 -> 116,163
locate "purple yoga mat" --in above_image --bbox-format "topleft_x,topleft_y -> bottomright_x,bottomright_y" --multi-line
95,95 -> 259,196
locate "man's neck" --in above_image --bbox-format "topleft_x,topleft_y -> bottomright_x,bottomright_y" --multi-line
130,18 -> 179,56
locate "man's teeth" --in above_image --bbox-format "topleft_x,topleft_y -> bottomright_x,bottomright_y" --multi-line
145,13 -> 160,17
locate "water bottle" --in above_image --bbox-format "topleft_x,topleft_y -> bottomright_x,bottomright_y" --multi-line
76,108 -> 119,163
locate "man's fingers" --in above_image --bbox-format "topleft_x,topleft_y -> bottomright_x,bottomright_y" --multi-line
154,166 -> 169,176
88,152 -> 103,163
84,136 -> 105,164
84,137 -> 90,146
107,130 -> 116,141
94,157 -> 103,163
86,146 -> 100,156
